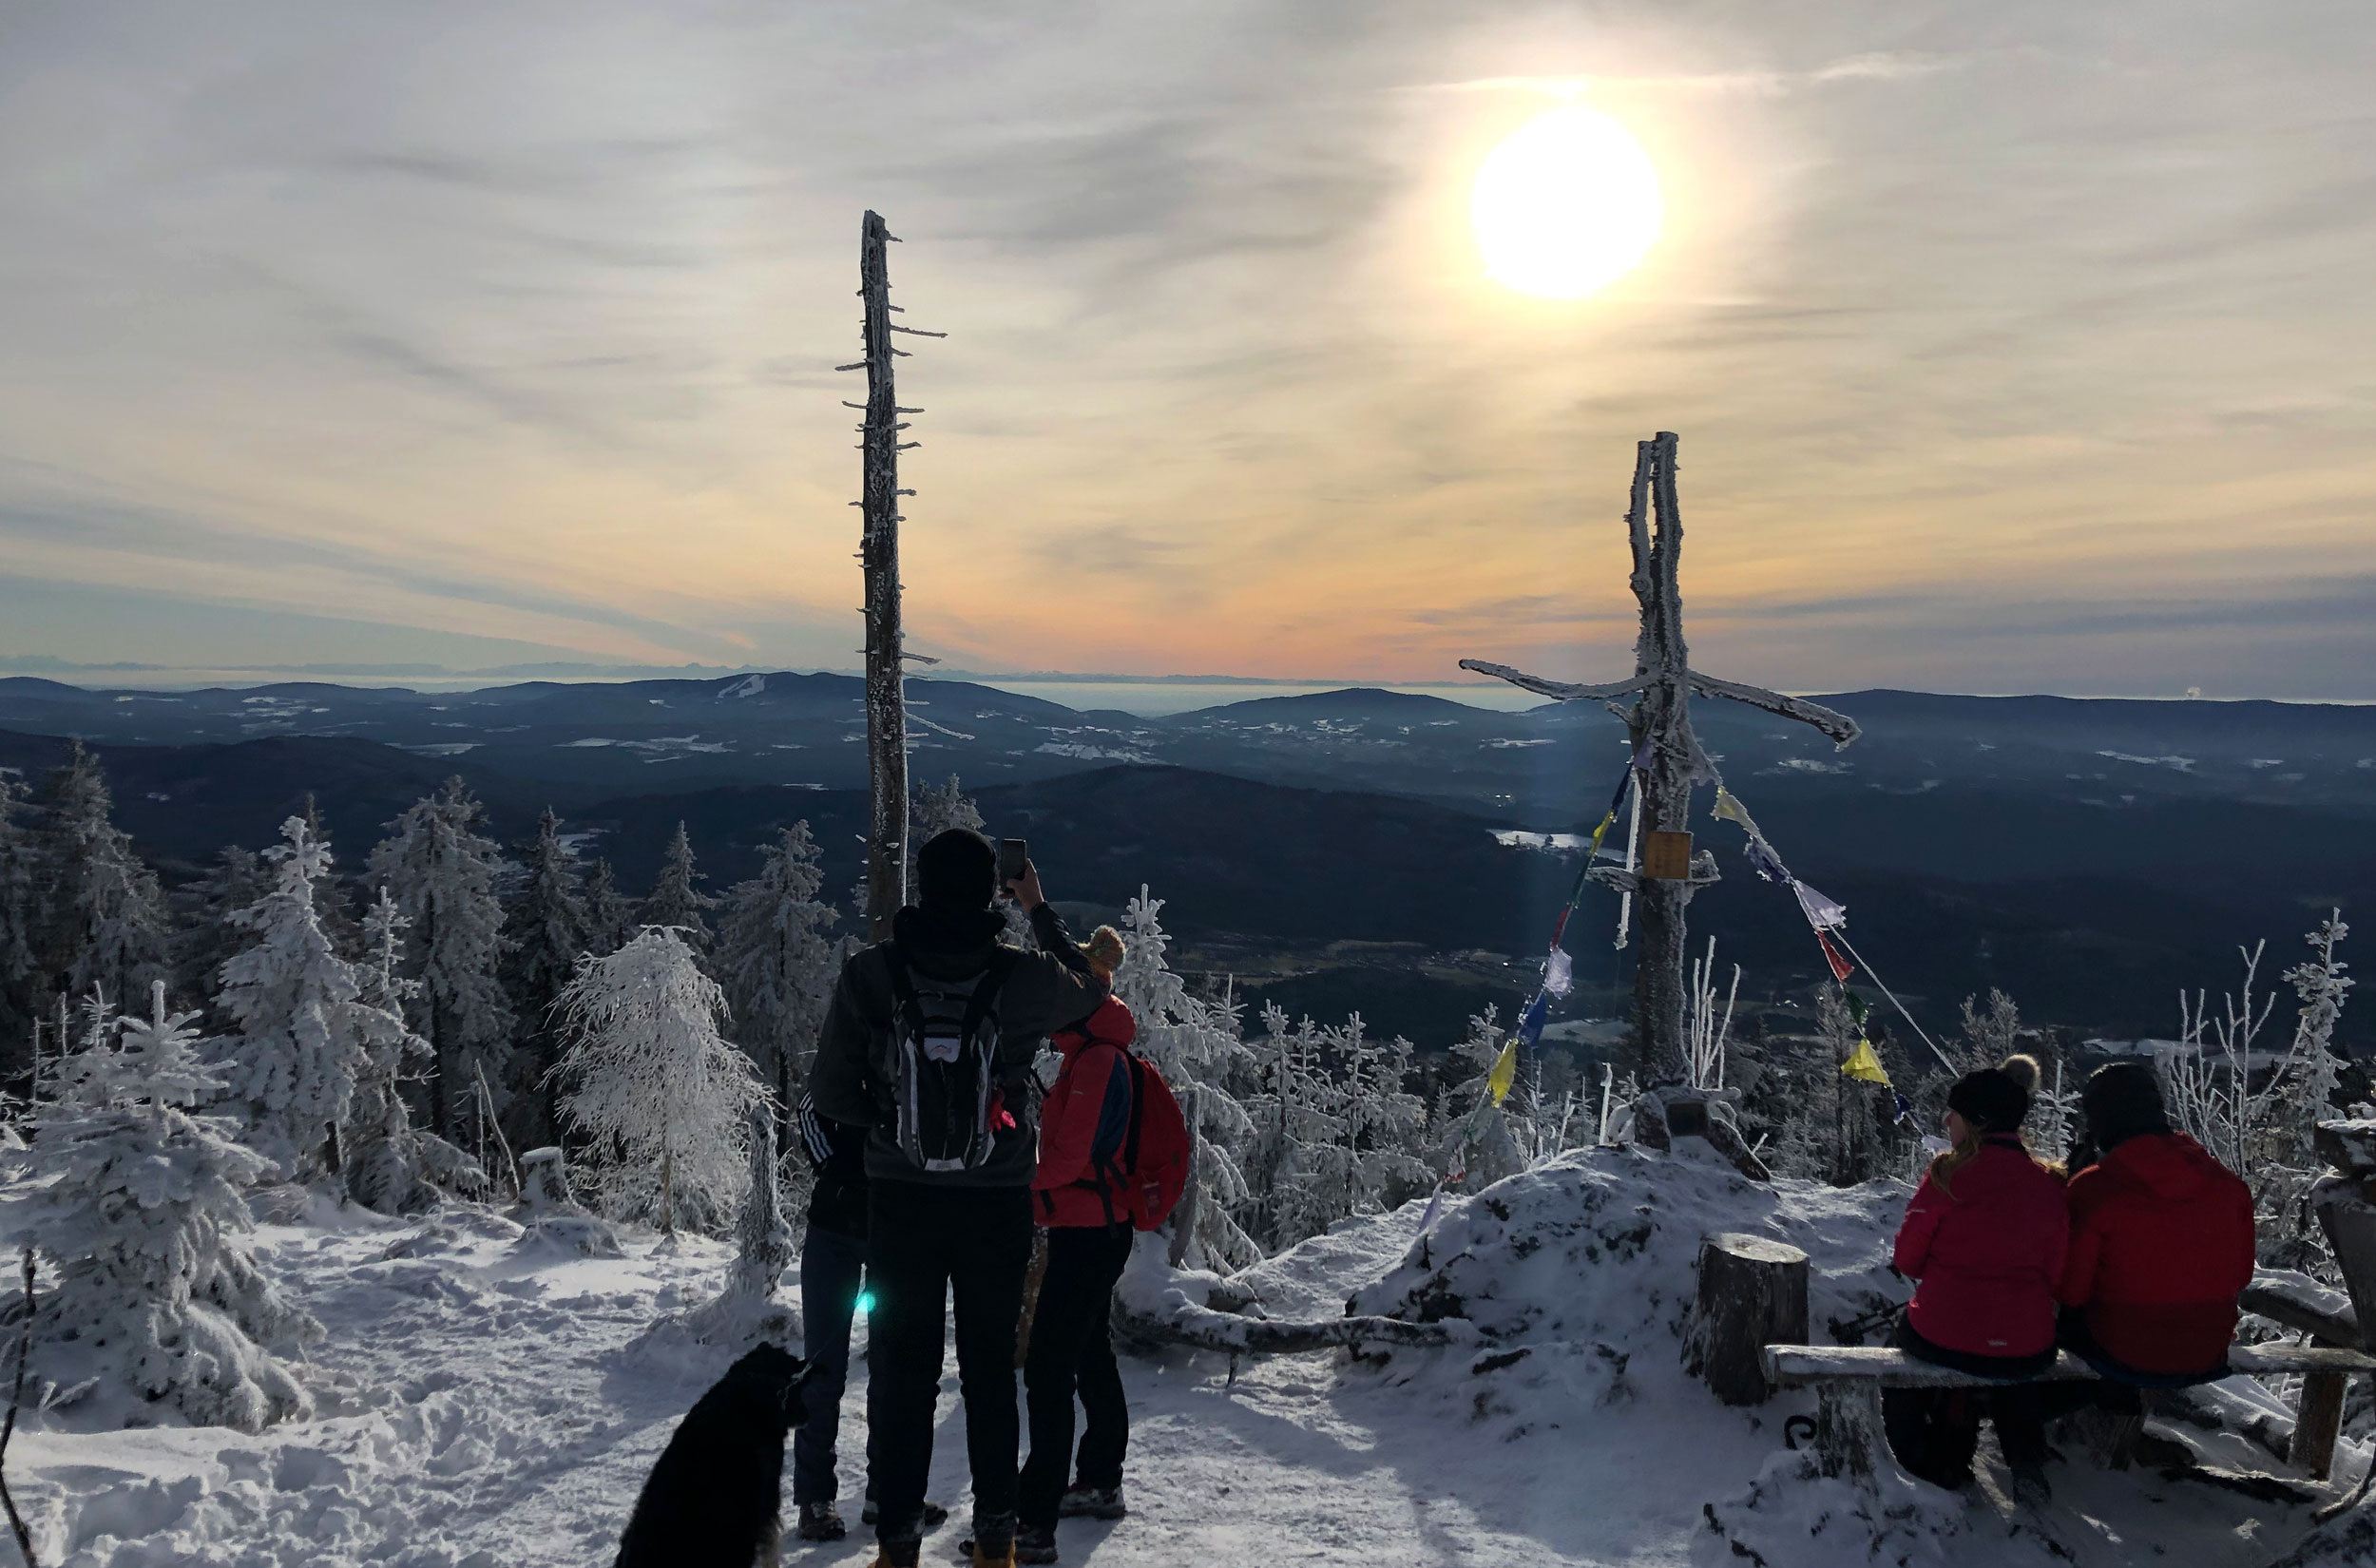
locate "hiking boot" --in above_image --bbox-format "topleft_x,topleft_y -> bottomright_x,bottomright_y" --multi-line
1014,1525 -> 1060,1564
865,1499 -> 953,1528
954,1539 -> 1018,1568
1057,1484 -> 1126,1520
872,1542 -> 923,1568
798,1501 -> 849,1540
2008,1463 -> 2052,1510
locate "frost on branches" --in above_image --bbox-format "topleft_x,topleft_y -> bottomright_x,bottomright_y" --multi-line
501,808 -> 591,1149
343,886 -> 442,1214
29,980 -> 320,1431
640,821 -> 717,950
1241,1005 -> 1430,1251
211,817 -> 412,1182
1111,887 -> 1259,1269
715,823 -> 840,1119
368,778 -> 514,1138
40,740 -> 170,1010
2166,913 -> 2352,1266
550,927 -> 765,1234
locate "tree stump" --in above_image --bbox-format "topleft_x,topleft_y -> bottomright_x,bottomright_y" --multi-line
517,1147 -> 582,1214
1686,1233 -> 1811,1405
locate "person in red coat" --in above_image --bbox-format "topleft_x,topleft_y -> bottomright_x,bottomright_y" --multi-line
1885,1054 -> 2070,1501
1014,927 -> 1140,1565
2059,1061 -> 2255,1379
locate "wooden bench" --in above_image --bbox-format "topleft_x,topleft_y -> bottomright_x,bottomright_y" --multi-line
1759,1342 -> 2376,1487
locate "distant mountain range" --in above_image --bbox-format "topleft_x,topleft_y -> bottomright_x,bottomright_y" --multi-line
0,673 -> 2367,1051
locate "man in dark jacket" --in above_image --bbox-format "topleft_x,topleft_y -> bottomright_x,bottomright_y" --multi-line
2059,1061 -> 2256,1378
811,830 -> 1108,1568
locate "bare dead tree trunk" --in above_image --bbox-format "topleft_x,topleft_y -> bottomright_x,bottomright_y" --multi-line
856,211 -> 910,944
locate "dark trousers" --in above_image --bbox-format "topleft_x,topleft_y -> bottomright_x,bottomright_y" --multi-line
1882,1319 -> 2050,1487
866,1181 -> 1034,1547
1018,1224 -> 1135,1530
793,1224 -> 868,1507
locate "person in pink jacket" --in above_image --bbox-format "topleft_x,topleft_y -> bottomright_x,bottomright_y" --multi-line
1886,1054 -> 2070,1503
1014,928 -> 1139,1564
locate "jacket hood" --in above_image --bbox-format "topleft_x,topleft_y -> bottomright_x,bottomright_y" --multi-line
2102,1131 -> 2228,1199
1053,996 -> 1137,1055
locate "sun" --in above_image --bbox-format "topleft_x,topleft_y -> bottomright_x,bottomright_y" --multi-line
1472,105 -> 1662,299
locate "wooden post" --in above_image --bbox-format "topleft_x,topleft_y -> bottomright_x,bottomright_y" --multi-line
856,210 -> 910,944
1461,433 -> 1860,1088
1685,1232 -> 1810,1405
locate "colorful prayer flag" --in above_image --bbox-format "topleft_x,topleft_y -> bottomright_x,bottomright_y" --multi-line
1793,881 -> 1848,930
1486,1039 -> 1520,1105
1817,929 -> 1855,983
1543,947 -> 1574,998
1841,1038 -> 1890,1085
1711,788 -> 1763,838
1515,989 -> 1549,1051
1743,836 -> 1792,885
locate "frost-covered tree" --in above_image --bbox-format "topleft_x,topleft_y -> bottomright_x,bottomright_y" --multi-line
715,823 -> 839,1125
1112,887 -> 1258,1268
299,794 -> 362,961
212,816 -> 412,1182
502,808 -> 590,1148
175,845 -> 268,1012
29,978 -> 320,1430
550,927 -> 765,1233
0,772 -> 41,1073
1437,1007 -> 1528,1189
368,777 -> 514,1138
38,740 -> 170,1010
641,822 -> 716,950
344,886 -> 440,1214
583,857 -> 633,958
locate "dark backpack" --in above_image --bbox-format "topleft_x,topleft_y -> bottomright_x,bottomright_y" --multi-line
1086,1047 -> 1192,1233
885,945 -> 1023,1175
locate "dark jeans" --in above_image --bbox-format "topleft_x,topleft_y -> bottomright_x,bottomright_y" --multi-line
1882,1319 -> 2049,1487
793,1224 -> 868,1507
866,1181 -> 1034,1547
1018,1224 -> 1135,1530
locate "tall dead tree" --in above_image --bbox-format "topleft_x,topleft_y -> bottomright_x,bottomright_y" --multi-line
1463,432 -> 1858,1083
841,211 -> 943,942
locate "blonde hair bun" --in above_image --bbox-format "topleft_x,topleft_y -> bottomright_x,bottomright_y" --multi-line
1998,1053 -> 2041,1093
1083,926 -> 1126,980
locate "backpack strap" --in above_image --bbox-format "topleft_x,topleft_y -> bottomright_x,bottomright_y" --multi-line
958,947 -> 1025,1047
1086,1045 -> 1140,1227
1121,1051 -> 1150,1179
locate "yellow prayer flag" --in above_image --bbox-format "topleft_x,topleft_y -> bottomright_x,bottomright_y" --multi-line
1840,1038 -> 1890,1085
1486,1040 -> 1520,1105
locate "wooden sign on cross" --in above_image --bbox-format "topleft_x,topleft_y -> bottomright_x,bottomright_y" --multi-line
1461,431 -> 1860,1083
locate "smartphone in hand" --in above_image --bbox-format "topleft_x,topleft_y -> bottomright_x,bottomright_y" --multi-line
997,837 -> 1029,885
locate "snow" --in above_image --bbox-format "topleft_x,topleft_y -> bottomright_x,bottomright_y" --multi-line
1,1146 -> 2356,1566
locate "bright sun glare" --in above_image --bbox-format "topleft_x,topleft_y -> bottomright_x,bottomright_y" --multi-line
1472,105 -> 1662,299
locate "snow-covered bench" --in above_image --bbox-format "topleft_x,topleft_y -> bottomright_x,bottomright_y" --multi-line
1760,1342 -> 2376,1488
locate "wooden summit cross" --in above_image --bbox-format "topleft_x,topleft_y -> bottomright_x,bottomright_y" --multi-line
1462,431 -> 1860,1084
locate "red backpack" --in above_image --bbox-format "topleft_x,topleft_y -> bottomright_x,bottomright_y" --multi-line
1091,1050 -> 1192,1233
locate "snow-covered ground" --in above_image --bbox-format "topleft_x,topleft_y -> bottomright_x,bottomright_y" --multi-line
2,1148 -> 2360,1566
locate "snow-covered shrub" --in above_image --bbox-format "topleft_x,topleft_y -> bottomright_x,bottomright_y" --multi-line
29,980 -> 320,1431
550,927 -> 765,1233
211,817 -> 413,1182
1113,887 -> 1259,1268
369,778 -> 514,1138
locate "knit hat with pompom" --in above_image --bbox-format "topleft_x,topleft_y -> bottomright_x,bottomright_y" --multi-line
1946,1052 -> 2039,1135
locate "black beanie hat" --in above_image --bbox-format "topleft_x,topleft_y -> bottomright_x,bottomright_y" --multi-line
2080,1061 -> 2170,1151
1946,1055 -> 2035,1135
915,828 -> 997,912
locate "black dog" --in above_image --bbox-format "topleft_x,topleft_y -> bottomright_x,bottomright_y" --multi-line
616,1344 -> 814,1568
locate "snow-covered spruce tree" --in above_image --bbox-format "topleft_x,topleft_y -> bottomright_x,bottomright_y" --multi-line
680,1100 -> 797,1344
1337,1016 -> 1433,1209
30,978 -> 320,1431
212,816 -> 412,1183
501,808 -> 589,1149
0,772 -> 41,1070
715,823 -> 839,1124
174,845 -> 267,1016
368,777 -> 514,1138
38,740 -> 170,1012
550,927 -> 765,1234
582,857 -> 633,958
298,794 -> 362,962
343,886 -> 442,1214
1111,887 -> 1258,1268
641,821 -> 717,951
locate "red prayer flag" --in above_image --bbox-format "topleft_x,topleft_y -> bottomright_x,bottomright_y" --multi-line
1817,929 -> 1855,983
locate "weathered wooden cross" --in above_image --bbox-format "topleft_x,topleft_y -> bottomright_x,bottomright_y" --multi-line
1462,431 -> 1860,1083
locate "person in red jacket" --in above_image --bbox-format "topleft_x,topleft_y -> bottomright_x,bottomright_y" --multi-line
1885,1055 -> 2070,1502
1013,927 -> 1138,1565
2059,1061 -> 2255,1379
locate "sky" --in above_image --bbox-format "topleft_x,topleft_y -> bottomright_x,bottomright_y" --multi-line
1,1 -> 2370,698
